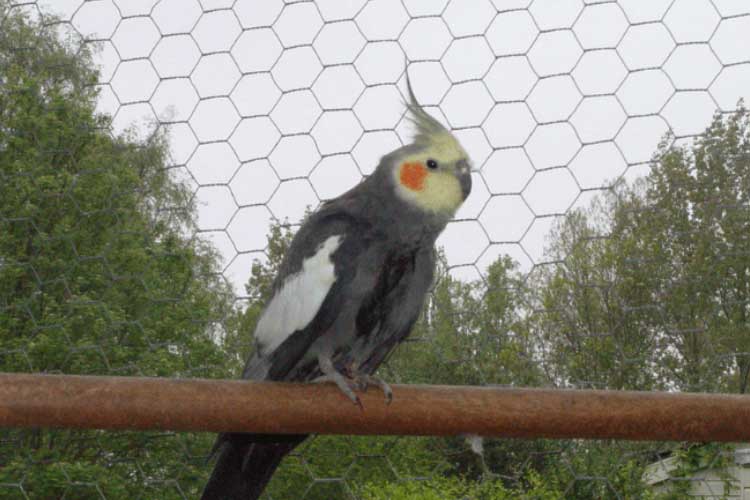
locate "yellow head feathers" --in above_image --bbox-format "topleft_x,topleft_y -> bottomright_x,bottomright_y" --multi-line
392,75 -> 472,215
403,76 -> 467,165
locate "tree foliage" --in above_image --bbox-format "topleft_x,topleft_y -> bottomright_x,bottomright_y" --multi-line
537,105 -> 750,395
0,3 -> 236,497
530,106 -> 750,498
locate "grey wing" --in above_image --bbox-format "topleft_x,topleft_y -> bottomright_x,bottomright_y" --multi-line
241,210 -> 373,381
358,246 -> 436,374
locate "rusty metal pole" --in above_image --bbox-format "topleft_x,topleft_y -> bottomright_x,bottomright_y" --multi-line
1,372 -> 749,442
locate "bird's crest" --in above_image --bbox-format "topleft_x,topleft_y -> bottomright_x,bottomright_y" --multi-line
404,74 -> 465,161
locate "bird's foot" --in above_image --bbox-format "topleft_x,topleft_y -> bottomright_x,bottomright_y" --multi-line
313,371 -> 362,408
313,355 -> 394,406
353,373 -> 393,405
314,354 -> 362,408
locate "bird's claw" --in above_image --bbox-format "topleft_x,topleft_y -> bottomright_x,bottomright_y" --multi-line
354,374 -> 393,405
313,371 -> 362,408
315,355 -> 393,406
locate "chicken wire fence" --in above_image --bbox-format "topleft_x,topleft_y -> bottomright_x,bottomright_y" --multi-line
2,0 -> 750,498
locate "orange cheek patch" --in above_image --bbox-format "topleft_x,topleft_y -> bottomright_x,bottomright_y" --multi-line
400,162 -> 427,191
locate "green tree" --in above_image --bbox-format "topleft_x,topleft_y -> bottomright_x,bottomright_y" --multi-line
533,198 -> 659,392
538,106 -> 750,395
632,107 -> 750,393
0,4 -> 236,498
530,106 -> 750,499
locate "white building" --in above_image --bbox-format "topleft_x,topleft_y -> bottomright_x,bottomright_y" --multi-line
644,447 -> 750,498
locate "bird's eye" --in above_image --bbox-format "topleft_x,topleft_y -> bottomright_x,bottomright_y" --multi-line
426,159 -> 438,170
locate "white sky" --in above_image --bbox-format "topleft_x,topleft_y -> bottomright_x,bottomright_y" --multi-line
20,0 -> 750,293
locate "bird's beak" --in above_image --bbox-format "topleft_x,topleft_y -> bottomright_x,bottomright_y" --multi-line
456,159 -> 472,200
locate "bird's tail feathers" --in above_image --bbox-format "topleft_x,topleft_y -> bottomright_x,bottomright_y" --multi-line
201,433 -> 304,500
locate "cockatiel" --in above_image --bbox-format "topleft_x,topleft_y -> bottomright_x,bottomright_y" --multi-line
201,78 -> 472,500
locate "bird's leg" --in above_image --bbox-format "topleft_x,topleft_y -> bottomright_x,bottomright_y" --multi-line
313,354 -> 362,408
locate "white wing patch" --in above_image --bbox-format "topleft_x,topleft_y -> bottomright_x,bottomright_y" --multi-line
254,235 -> 343,355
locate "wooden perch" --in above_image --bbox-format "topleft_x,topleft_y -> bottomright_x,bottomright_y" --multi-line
0,372 -> 748,442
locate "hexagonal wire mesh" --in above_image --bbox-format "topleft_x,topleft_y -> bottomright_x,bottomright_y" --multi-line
2,0 -> 750,498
